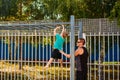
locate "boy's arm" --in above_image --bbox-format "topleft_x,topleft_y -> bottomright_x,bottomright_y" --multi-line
59,50 -> 71,58
60,25 -> 66,35
60,48 -> 84,58
54,26 -> 60,36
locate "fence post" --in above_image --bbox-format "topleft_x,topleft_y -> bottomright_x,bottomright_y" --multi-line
70,15 -> 75,80
19,32 -> 22,70
98,32 -> 104,80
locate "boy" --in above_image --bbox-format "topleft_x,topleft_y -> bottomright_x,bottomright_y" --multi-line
45,25 -> 68,68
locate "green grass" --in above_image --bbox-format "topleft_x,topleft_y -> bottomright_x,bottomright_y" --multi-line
0,61 -> 119,80
0,61 -> 70,80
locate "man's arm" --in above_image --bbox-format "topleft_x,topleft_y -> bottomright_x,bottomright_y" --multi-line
54,26 -> 60,36
74,48 -> 84,56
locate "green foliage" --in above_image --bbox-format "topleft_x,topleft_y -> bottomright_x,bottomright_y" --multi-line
56,0 -> 88,21
84,0 -> 117,18
109,1 -> 120,25
0,0 -> 18,20
0,0 -> 119,23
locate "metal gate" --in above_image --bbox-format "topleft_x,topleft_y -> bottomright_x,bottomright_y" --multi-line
0,17 -> 120,80
0,30 -> 71,80
0,16 -> 75,80
79,18 -> 120,80
85,32 -> 120,80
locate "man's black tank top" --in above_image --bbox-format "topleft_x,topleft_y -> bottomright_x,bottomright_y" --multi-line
76,47 -> 88,72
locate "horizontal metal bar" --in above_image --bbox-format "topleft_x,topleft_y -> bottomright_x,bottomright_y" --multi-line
0,22 -> 70,26
0,60 -> 70,64
88,63 -> 120,66
86,33 -> 120,36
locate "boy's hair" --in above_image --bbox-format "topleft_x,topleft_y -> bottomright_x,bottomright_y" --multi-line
79,38 -> 85,45
63,31 -> 68,37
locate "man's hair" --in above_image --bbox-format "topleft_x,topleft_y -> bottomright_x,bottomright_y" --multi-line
79,38 -> 85,45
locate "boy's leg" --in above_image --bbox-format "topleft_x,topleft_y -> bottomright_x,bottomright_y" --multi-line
58,59 -> 63,67
45,58 -> 54,68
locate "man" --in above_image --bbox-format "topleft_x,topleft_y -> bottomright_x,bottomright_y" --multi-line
61,38 -> 89,80
44,25 -> 68,68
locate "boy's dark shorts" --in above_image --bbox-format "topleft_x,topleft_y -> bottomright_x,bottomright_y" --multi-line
51,49 -> 61,59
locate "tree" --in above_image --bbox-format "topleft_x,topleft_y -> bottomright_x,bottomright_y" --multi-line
22,0 -> 88,21
0,0 -> 118,21
84,0 -> 117,18
23,0 -> 44,20
35,0 -> 88,21
0,0 -> 18,20
109,1 -> 120,25
56,0 -> 87,21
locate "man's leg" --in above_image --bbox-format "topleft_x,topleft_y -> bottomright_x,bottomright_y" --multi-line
83,72 -> 87,80
76,71 -> 83,80
45,58 -> 54,68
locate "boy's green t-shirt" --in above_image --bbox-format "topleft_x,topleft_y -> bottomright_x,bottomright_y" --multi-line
53,33 -> 65,50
